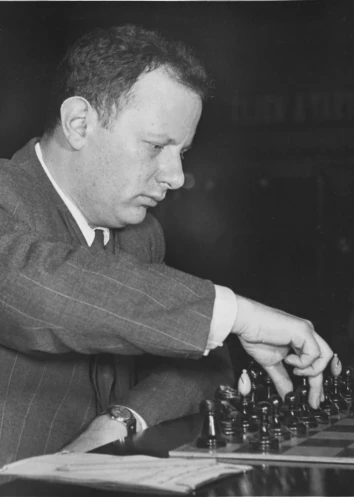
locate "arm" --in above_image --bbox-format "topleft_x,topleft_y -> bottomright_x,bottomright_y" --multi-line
62,343 -> 234,452
0,186 -> 215,358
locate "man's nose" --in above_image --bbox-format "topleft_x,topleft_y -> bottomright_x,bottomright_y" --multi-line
158,155 -> 185,190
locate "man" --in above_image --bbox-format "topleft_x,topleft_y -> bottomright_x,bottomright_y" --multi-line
0,25 -> 332,464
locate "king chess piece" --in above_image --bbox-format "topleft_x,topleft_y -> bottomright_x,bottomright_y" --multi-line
320,377 -> 340,417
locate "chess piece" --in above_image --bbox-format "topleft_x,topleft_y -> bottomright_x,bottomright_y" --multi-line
329,354 -> 347,412
269,394 -> 291,441
283,392 -> 307,436
238,369 -> 258,434
249,401 -> 279,452
264,374 -> 275,401
297,385 -> 318,429
341,367 -> 354,413
196,399 -> 226,449
320,377 -> 340,417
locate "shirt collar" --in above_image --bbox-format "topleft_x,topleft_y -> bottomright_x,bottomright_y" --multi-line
35,142 -> 110,246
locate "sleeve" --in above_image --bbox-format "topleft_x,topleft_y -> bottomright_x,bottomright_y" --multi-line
204,285 -> 237,353
117,342 -> 235,426
0,184 -> 215,360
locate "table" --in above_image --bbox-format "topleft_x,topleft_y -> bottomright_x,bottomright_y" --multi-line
1,413 -> 354,496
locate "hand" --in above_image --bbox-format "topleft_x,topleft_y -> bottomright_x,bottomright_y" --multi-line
61,415 -> 130,453
231,295 -> 333,409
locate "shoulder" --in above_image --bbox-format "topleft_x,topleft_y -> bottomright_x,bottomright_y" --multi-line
116,213 -> 165,263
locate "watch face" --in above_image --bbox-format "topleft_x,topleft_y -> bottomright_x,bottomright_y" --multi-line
109,406 -> 133,421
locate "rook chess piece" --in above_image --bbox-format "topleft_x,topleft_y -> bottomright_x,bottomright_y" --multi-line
196,399 -> 226,449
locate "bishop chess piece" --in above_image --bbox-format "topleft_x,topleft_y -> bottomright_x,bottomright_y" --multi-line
283,392 -> 307,437
238,369 -> 258,434
329,354 -> 347,412
196,399 -> 226,449
249,401 -> 279,452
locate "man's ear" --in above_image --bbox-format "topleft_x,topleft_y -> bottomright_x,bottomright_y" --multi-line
60,96 -> 97,150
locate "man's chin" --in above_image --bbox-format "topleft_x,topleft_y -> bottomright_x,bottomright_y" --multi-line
117,207 -> 147,227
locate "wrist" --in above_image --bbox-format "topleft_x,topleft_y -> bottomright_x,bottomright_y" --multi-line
231,295 -> 256,335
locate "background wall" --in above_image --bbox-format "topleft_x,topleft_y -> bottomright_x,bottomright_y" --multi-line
1,1 -> 354,360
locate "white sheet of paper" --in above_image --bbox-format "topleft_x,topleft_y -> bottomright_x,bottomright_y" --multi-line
0,451 -> 252,494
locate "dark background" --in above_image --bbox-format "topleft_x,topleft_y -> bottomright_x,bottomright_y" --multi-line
1,0 -> 354,363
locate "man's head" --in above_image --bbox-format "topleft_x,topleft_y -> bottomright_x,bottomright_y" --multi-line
45,24 -> 211,135
42,25 -> 211,228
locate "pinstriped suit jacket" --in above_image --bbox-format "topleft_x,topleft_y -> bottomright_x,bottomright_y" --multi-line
0,139 -> 234,467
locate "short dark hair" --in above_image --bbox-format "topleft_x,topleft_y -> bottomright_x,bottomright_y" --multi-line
44,24 -> 212,135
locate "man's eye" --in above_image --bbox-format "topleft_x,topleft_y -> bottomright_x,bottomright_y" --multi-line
152,144 -> 164,151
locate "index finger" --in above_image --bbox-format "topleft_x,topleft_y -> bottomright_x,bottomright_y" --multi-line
291,331 -> 333,376
264,362 -> 293,400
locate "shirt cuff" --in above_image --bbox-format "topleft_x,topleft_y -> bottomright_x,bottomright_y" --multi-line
203,285 -> 237,356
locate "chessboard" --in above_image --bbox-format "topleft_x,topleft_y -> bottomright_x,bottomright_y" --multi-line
171,355 -> 354,466
171,414 -> 354,465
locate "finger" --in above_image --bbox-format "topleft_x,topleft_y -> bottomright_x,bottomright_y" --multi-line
285,330 -> 333,373
264,362 -> 293,400
307,373 -> 324,409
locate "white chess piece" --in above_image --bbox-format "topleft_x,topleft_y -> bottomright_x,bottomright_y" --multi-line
238,369 -> 252,397
330,353 -> 342,378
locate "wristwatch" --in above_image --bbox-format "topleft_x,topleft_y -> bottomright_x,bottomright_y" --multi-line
106,405 -> 137,437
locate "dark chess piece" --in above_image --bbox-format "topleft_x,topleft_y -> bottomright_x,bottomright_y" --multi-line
298,378 -> 328,424
341,367 -> 354,413
297,385 -> 318,429
330,354 -> 348,412
282,392 -> 307,437
269,394 -> 291,441
196,399 -> 227,449
320,377 -> 340,417
264,374 -> 276,401
249,401 -> 279,452
215,384 -> 241,410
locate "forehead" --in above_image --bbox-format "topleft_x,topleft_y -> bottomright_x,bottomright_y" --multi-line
123,68 -> 203,128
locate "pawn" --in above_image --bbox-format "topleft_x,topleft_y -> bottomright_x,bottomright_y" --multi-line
269,394 -> 291,441
283,392 -> 307,437
196,399 -> 226,449
249,401 -> 279,452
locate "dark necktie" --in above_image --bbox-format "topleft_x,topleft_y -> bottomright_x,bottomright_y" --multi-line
89,228 -> 116,412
